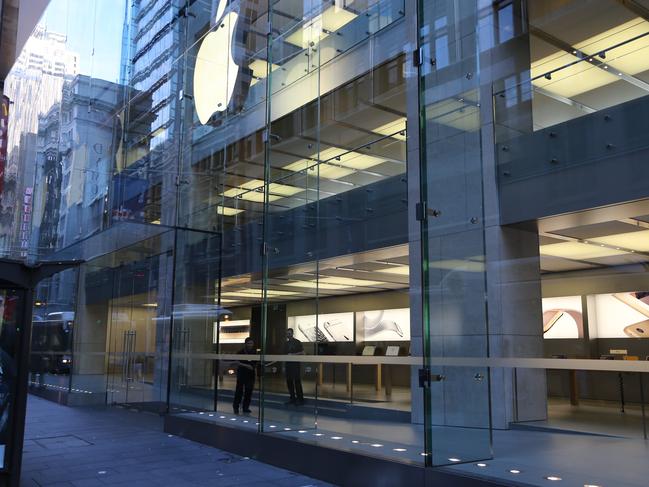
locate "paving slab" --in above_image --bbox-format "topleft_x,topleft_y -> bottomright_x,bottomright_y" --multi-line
21,395 -> 335,487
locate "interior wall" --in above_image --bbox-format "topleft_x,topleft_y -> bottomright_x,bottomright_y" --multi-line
286,290 -> 408,316
542,267 -> 649,298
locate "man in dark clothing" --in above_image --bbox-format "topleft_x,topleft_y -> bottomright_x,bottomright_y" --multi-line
233,337 -> 256,414
285,328 -> 305,405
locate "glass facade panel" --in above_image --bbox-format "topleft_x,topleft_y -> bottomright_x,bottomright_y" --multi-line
29,270 -> 76,396
5,0 -> 649,485
418,0 -> 492,465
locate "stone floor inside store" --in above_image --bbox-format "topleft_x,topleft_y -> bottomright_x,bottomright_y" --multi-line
514,396 -> 648,438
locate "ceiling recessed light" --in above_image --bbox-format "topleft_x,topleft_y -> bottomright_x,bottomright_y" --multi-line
314,433 -> 323,436
393,448 -> 407,452
583,484 -> 602,487
331,436 -> 343,440
448,458 -> 461,462
510,469 -> 521,474
476,463 -> 488,468
371,444 -> 383,447
546,476 -> 562,481
298,430 -> 307,433
352,440 -> 360,444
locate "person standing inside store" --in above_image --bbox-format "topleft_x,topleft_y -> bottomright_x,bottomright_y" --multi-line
233,337 -> 256,414
285,328 -> 305,405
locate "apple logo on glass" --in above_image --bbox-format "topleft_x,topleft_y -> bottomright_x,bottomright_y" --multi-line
194,0 -> 251,124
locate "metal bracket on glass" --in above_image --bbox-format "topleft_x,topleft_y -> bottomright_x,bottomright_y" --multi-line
416,202 -> 441,221
418,367 -> 430,388
419,368 -> 446,388
413,47 -> 424,67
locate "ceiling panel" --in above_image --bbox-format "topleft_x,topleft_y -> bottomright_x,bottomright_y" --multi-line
549,220 -> 645,240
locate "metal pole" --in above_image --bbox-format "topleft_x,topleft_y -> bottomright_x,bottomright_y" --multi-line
619,372 -> 625,413
639,373 -> 647,440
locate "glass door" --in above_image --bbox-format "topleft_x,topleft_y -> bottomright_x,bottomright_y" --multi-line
106,255 -> 164,410
417,0 -> 492,466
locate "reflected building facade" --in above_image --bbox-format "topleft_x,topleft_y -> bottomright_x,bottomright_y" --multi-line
3,1 -> 649,486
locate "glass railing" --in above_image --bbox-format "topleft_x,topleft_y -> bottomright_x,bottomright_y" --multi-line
494,26 -> 649,183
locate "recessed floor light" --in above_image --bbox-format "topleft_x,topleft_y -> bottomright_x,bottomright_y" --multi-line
545,476 -> 562,481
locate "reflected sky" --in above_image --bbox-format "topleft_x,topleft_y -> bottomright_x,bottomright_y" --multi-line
38,0 -> 127,83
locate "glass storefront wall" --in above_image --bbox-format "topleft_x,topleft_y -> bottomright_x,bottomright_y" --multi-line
3,0 -> 649,485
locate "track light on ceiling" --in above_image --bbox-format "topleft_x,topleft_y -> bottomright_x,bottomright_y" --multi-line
544,73 -> 552,80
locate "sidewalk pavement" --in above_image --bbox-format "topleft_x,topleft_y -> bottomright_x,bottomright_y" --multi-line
20,395 -> 335,487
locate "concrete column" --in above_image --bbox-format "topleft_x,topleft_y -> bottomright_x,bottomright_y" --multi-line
484,223 -> 547,427
408,0 -> 547,432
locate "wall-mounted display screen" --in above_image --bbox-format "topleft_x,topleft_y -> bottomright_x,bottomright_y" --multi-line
542,296 -> 583,339
288,312 -> 354,342
591,292 -> 649,338
358,308 -> 410,341
213,319 -> 251,344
